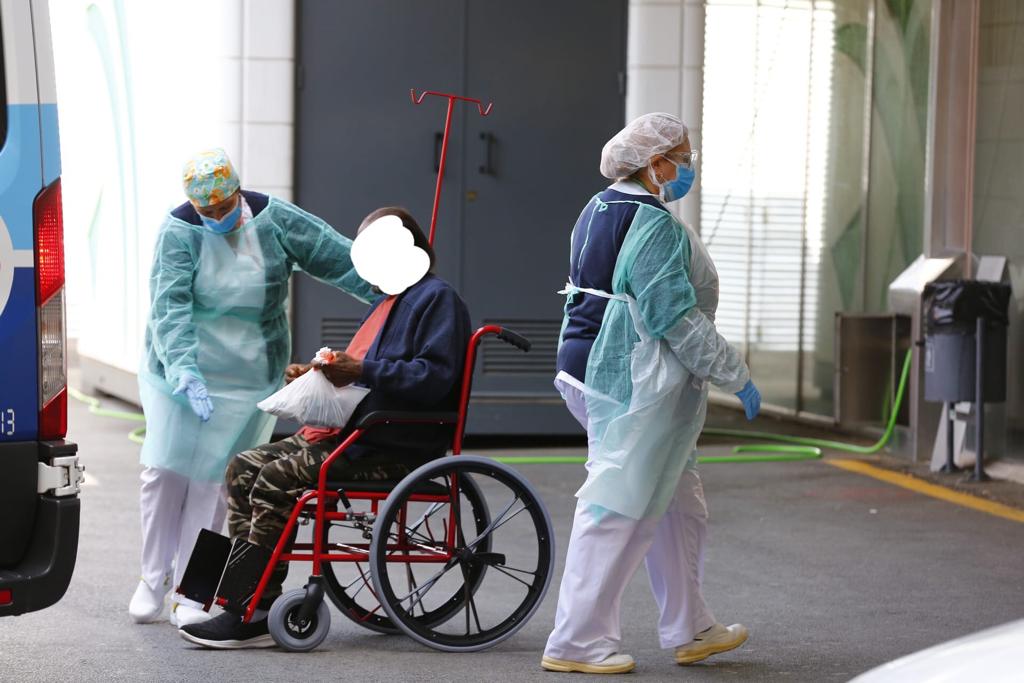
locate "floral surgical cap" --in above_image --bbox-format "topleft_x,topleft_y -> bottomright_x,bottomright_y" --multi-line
182,148 -> 240,207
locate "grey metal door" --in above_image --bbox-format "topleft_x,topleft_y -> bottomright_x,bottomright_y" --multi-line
293,0 -> 466,361
459,0 -> 627,432
293,0 -> 626,434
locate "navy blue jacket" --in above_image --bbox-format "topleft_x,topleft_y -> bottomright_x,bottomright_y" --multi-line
557,187 -> 664,383
341,273 -> 471,464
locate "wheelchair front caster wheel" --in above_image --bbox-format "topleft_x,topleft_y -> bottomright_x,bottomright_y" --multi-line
268,588 -> 331,652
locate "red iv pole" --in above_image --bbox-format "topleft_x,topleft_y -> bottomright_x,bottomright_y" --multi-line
410,89 -> 493,246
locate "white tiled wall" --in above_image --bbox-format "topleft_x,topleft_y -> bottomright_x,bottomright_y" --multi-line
245,0 -> 295,59
626,0 -> 705,231
240,0 -> 296,201
61,0 -> 297,391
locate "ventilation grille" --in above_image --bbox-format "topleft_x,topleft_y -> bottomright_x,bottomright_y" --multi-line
321,317 -> 361,350
481,319 -> 561,375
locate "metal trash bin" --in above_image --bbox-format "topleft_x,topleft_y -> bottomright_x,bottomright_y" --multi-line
922,279 -> 1011,480
923,280 -> 1011,402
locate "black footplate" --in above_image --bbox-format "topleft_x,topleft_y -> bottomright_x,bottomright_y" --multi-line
176,529 -> 231,609
177,530 -> 273,614
218,538 -> 273,614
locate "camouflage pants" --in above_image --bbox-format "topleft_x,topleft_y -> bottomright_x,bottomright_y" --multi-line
224,434 -> 412,604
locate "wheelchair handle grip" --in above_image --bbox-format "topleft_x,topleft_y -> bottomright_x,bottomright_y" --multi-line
497,327 -> 531,352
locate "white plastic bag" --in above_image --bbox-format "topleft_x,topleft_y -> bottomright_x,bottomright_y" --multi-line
257,348 -> 371,428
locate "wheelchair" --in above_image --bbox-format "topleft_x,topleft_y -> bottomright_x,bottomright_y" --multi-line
185,325 -> 555,653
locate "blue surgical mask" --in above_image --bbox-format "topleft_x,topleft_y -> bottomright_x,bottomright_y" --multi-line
650,161 -> 695,203
661,164 -> 695,203
201,199 -> 243,234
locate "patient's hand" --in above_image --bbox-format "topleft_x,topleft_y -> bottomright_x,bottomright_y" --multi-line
321,353 -> 363,387
284,363 -> 312,384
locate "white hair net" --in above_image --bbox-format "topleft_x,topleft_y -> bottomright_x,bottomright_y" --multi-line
599,113 -> 689,180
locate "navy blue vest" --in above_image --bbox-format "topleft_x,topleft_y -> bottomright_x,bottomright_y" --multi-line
556,187 -> 664,383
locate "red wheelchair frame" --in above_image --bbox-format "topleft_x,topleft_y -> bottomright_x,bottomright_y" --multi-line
202,90 -> 553,652
236,324 -> 531,627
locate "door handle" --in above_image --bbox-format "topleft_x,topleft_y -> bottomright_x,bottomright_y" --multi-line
479,131 -> 496,175
434,132 -> 443,172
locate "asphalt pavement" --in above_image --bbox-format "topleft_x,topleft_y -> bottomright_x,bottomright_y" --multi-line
3,389 -> 1023,682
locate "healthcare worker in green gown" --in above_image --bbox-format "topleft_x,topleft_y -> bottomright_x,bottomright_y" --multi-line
541,114 -> 762,675
128,149 -> 375,628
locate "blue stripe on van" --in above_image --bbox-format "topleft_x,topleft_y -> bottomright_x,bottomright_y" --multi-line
0,269 -> 39,440
1,104 -> 45,250
40,104 -> 61,186
0,103 -> 45,441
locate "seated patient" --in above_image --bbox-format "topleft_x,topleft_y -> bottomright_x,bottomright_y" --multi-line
180,207 -> 471,648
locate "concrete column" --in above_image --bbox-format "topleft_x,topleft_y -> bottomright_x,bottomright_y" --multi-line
681,0 -> 705,233
626,0 -> 705,232
924,0 -> 980,265
241,0 -> 296,201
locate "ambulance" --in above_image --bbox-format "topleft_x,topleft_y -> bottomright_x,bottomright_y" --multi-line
0,0 -> 81,616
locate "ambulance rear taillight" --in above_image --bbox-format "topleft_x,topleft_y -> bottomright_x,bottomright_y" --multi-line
34,178 -> 67,441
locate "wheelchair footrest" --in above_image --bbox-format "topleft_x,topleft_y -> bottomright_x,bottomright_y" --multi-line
176,529 -> 273,614
219,538 -> 274,614
176,529 -> 231,608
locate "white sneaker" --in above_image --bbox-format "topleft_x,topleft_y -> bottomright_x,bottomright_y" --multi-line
541,653 -> 636,674
128,576 -> 170,623
170,602 -> 212,628
675,623 -> 749,665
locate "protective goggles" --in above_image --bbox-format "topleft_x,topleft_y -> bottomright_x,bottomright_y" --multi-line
665,149 -> 700,170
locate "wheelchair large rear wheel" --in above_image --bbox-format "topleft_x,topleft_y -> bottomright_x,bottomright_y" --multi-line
321,473 -> 490,634
369,456 -> 555,652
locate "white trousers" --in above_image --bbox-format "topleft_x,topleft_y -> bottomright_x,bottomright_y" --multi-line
139,466 -> 227,605
544,384 -> 716,662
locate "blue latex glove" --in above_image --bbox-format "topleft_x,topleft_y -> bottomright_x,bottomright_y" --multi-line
174,375 -> 214,422
735,380 -> 761,421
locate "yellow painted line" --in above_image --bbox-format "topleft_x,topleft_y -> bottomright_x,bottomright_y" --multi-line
827,458 -> 1024,524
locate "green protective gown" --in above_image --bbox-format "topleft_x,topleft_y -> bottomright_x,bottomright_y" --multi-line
559,195 -> 749,519
139,195 -> 376,482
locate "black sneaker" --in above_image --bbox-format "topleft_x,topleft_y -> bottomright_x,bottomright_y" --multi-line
179,610 -> 274,649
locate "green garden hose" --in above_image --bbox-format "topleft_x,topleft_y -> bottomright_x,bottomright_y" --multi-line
703,348 -> 913,456
129,426 -> 147,444
494,349 -> 912,465
71,348 -> 912,461
68,387 -> 146,423
492,449 -> 822,465
702,445 -> 823,461
68,387 -> 147,443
